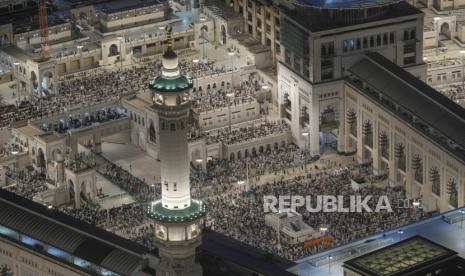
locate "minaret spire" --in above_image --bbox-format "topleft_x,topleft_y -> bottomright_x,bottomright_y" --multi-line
147,24 -> 204,276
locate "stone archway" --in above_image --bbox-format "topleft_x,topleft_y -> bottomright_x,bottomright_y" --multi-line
109,44 -> 119,57
37,148 -> 46,171
68,179 -> 75,200
30,71 -> 38,94
221,25 -> 227,45
149,119 -> 156,143
440,22 -> 451,39
80,180 -> 89,201
0,33 -> 9,45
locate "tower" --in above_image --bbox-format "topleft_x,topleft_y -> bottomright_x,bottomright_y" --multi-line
147,26 -> 205,276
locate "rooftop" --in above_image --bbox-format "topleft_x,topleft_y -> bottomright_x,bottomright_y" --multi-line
282,1 -> 421,33
296,209 -> 465,275
291,0 -> 401,9
343,236 -> 457,276
0,189 -> 148,276
348,52 -> 465,164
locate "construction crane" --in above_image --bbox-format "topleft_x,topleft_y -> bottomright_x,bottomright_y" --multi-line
38,0 -> 50,60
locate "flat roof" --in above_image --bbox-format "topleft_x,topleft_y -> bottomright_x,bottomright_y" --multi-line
15,124 -> 44,137
282,1 -> 421,33
343,236 -> 457,276
348,52 -> 465,163
94,0 -> 162,14
0,189 -> 147,275
202,230 -> 296,276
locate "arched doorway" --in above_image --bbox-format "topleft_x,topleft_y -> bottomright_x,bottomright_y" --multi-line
68,179 -> 75,203
440,22 -> 451,39
37,148 -> 46,171
149,119 -> 156,143
0,34 -> 9,45
80,180 -> 89,202
30,71 -> 38,95
109,44 -> 119,57
221,25 -> 227,45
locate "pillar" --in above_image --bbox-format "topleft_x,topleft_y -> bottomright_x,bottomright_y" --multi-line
372,120 -> 381,175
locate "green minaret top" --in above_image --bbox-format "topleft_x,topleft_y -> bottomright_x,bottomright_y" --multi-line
149,25 -> 193,93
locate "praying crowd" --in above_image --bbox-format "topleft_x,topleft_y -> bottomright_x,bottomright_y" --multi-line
438,84 -> 465,102
0,59 -> 225,128
204,163 -> 429,260
204,120 -> 290,145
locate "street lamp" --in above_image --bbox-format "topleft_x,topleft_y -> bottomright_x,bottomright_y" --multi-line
117,37 -> 124,69
228,50 -> 235,84
226,91 -> 234,131
13,62 -> 20,105
261,84 -> 270,106
77,45 -> 83,71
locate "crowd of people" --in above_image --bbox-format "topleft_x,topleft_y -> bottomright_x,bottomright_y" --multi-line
4,168 -> 48,199
0,142 -> 24,158
97,155 -> 160,203
40,107 -> 127,133
191,79 -> 260,113
204,163 -> 429,260
191,144 -> 315,197
0,59 -> 226,128
438,84 -> 465,102
205,120 -> 290,145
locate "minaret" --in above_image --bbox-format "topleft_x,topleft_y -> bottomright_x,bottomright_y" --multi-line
147,26 -> 205,276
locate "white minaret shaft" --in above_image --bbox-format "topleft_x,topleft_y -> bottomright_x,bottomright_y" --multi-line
159,110 -> 191,209
158,27 -> 191,210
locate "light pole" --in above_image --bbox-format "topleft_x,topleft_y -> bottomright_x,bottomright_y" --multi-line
117,37 -> 124,70
261,84 -> 270,114
200,17 -> 206,60
228,50 -> 235,84
460,50 -> 465,91
77,45 -> 83,71
13,62 -> 20,105
226,91 -> 234,131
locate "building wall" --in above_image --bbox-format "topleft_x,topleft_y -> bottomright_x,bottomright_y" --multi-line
231,0 -> 281,63
0,237 -> 91,276
344,83 -> 465,213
